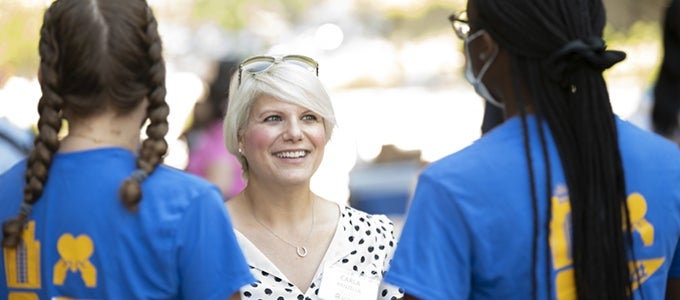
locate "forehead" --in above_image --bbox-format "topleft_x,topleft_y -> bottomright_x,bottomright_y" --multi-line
250,93 -> 308,114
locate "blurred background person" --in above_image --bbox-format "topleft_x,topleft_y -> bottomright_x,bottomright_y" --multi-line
182,58 -> 246,200
651,0 -> 680,144
0,0 -> 253,298
386,0 -> 680,299
223,54 -> 403,299
629,0 -> 680,145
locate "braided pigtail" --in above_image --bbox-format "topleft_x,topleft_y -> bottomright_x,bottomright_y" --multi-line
118,3 -> 169,212
2,5 -> 63,248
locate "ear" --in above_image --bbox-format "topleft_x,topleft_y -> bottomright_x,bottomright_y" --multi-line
477,31 -> 498,61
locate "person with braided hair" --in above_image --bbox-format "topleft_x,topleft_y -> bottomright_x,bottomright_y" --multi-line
0,0 -> 253,299
385,0 -> 680,299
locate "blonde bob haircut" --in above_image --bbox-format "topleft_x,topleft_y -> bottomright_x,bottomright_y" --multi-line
223,59 -> 337,175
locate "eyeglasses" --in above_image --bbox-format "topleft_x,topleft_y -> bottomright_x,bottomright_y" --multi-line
448,11 -> 470,40
238,54 -> 319,86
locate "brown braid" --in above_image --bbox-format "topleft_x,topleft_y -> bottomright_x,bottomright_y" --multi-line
2,3 -> 63,248
118,3 -> 169,212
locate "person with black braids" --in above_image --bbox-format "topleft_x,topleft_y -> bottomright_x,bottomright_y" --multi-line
385,0 -> 680,299
0,0 -> 254,299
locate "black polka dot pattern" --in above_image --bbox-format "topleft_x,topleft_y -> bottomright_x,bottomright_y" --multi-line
237,205 -> 403,299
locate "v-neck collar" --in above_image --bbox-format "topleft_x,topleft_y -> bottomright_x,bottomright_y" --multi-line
234,203 -> 356,294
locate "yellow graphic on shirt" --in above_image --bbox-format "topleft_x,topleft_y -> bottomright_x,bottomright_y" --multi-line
52,234 -> 97,287
630,258 -> 664,291
4,221 -> 41,289
554,268 -> 575,300
549,187 -> 663,300
549,185 -> 572,270
627,193 -> 654,246
8,291 -> 39,300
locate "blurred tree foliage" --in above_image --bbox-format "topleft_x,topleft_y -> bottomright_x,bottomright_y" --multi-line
0,0 -> 672,84
377,0 -> 668,41
0,1 -> 42,81
381,2 -> 455,41
191,0 -> 315,29
604,0 -> 668,31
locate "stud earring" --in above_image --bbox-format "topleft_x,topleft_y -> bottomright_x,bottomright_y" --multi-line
479,52 -> 486,61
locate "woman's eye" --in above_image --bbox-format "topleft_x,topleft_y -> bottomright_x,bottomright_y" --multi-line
263,115 -> 282,122
302,114 -> 318,121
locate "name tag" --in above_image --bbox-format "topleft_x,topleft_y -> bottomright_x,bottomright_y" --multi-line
318,263 -> 380,300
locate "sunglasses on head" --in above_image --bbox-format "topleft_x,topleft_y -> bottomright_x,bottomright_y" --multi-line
238,54 -> 319,86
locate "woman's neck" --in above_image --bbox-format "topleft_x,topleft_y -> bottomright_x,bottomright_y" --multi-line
243,183 -> 316,225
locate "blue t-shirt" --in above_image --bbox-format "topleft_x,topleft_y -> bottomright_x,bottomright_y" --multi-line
0,147 -> 254,299
385,116 -> 680,300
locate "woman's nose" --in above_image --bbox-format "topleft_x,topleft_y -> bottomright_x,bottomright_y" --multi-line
282,120 -> 303,141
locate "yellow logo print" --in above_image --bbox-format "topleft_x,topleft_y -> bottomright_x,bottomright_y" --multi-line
627,193 -> 654,246
52,234 -> 97,287
8,292 -> 39,300
4,221 -> 41,289
630,258 -> 664,290
551,189 -> 663,300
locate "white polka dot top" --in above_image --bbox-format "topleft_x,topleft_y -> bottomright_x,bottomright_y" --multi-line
234,205 -> 404,300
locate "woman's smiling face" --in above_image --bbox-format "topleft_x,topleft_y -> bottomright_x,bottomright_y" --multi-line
239,93 -> 327,186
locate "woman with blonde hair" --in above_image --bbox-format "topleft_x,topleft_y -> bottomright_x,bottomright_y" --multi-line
224,54 -> 403,299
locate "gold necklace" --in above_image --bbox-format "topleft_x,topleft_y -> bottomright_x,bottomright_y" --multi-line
67,133 -> 110,144
248,194 -> 315,257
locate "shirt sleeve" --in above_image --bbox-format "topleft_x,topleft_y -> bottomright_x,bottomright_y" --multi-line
384,172 -> 472,299
177,186 -> 254,300
670,239 -> 680,278
669,147 -> 680,279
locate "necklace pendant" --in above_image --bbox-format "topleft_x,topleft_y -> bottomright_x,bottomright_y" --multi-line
296,246 -> 308,257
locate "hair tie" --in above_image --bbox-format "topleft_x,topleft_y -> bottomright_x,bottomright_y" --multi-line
131,169 -> 149,182
19,202 -> 34,217
542,37 -> 626,86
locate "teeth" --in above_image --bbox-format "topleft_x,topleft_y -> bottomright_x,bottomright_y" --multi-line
276,151 -> 306,158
